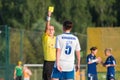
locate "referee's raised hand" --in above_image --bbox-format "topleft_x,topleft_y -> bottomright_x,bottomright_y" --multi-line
48,11 -> 52,17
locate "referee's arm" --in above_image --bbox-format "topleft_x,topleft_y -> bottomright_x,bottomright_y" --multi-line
45,11 -> 52,33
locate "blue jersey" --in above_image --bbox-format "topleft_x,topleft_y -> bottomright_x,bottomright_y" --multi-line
104,55 -> 116,75
87,54 -> 97,75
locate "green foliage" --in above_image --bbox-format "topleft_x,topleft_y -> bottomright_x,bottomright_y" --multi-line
23,31 -> 42,63
0,0 -> 52,29
88,0 -> 117,26
9,19 -> 62,64
71,0 -> 92,33
0,26 -> 6,65
9,29 -> 44,64
0,0 -> 120,32
115,0 -> 120,26
1,0 -> 120,64
53,0 -> 92,33
32,18 -> 62,34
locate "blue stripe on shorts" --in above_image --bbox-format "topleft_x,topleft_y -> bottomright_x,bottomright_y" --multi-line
51,67 -> 74,79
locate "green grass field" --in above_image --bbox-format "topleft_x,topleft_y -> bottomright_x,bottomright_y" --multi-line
98,72 -> 120,80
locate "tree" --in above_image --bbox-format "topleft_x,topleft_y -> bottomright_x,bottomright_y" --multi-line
0,0 -> 52,29
115,0 -> 120,26
53,0 -> 92,33
71,0 -> 92,33
88,0 -> 117,27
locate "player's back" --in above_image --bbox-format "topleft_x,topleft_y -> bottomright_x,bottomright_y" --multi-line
56,33 -> 80,71
56,33 -> 80,61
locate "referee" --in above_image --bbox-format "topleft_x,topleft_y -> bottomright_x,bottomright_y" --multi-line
42,11 -> 56,80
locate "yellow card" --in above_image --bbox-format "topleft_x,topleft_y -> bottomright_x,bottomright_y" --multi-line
48,6 -> 54,12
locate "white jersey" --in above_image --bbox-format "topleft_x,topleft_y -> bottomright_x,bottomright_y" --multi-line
55,33 -> 81,71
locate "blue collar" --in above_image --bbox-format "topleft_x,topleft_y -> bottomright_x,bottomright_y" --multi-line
63,32 -> 71,34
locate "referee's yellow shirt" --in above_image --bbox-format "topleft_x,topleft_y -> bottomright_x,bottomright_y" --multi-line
42,33 -> 56,61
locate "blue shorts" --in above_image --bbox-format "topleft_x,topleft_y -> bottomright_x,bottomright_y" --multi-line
107,74 -> 115,80
51,67 -> 74,80
87,73 -> 98,80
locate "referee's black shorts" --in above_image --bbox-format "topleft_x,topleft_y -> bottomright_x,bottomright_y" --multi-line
42,60 -> 55,80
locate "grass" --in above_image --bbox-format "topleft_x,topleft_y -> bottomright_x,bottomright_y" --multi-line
98,72 -> 120,80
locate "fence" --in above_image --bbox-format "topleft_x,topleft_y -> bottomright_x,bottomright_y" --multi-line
11,64 -> 120,80
1,26 -> 120,80
24,64 -> 86,80
0,25 -> 45,80
0,25 -> 87,80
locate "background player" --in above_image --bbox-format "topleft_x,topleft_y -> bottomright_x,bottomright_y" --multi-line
23,66 -> 32,80
87,47 -> 102,80
102,48 -> 116,80
14,61 -> 23,80
51,20 -> 81,80
42,9 -> 56,80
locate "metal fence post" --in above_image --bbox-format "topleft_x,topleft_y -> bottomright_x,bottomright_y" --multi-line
20,30 -> 24,61
5,25 -> 10,80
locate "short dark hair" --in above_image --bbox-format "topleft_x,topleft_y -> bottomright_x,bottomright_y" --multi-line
90,46 -> 97,51
63,20 -> 73,30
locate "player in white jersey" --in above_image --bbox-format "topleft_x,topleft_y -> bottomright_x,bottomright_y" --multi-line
51,20 -> 81,80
